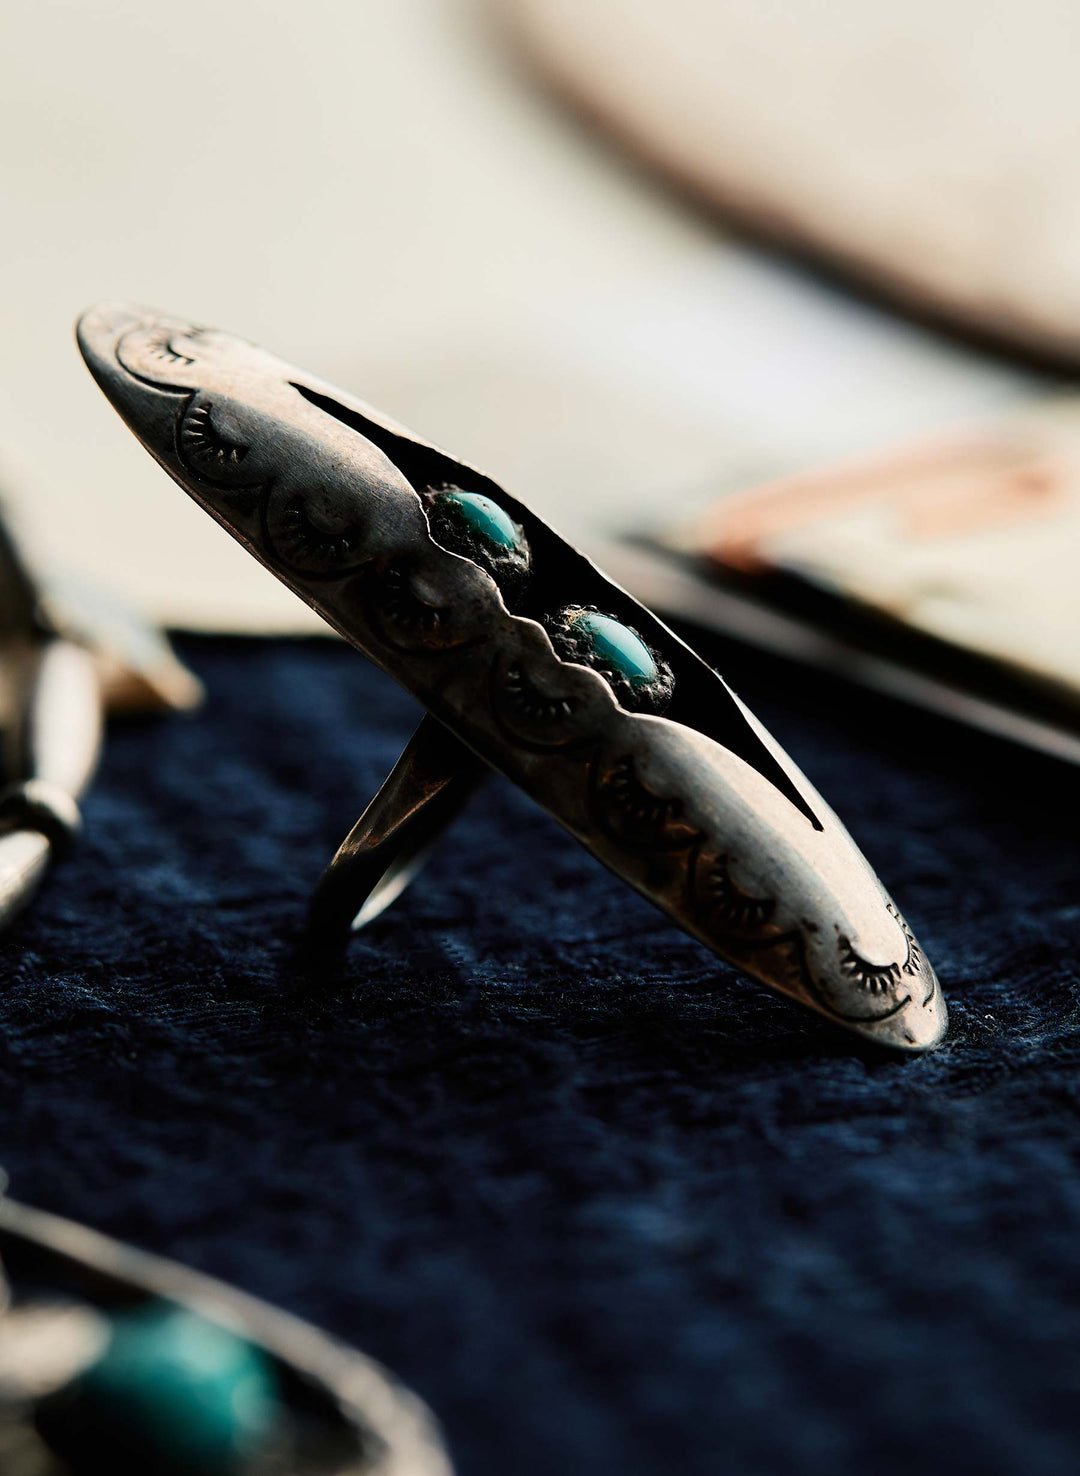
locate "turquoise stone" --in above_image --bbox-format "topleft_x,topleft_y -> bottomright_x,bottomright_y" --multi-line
432,489 -> 521,551
569,611 -> 658,690
37,1301 -> 277,1476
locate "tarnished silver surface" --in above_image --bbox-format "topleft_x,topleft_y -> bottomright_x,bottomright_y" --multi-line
77,302 -> 947,1051
0,503 -> 103,929
0,487 -> 202,932
0,1192 -> 453,1475
0,637 -> 100,930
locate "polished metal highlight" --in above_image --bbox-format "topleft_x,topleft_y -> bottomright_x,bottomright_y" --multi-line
77,303 -> 947,1052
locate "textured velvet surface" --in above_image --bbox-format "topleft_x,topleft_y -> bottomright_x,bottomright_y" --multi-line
1,632 -> 1078,1475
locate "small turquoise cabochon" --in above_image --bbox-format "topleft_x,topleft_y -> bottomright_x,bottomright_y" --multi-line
565,609 -> 659,691
430,489 -> 522,551
423,485 -> 532,600
543,604 -> 675,714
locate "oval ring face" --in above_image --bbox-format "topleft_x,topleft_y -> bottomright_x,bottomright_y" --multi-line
77,302 -> 947,1052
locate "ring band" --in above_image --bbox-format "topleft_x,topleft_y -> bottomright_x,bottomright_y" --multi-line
308,716 -> 483,939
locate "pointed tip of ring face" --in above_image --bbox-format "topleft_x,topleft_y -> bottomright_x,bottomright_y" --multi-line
76,301 -> 151,379
859,970 -> 948,1055
76,299 -> 149,343
75,303 -> 203,456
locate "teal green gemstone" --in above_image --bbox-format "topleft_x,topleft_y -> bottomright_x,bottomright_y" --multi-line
570,611 -> 658,690
434,490 -> 521,551
39,1301 -> 277,1476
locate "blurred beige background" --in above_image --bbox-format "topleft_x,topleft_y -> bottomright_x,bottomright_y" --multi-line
0,0 -> 1035,631
511,0 -> 1080,363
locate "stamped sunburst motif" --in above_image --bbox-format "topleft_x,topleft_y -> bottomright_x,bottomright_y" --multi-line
697,851 -> 776,935
837,935 -> 903,996
362,559 -> 469,652
592,754 -> 697,851
887,902 -> 925,976
144,327 -> 194,368
179,401 -> 249,474
502,662 -> 576,723
488,650 -> 597,750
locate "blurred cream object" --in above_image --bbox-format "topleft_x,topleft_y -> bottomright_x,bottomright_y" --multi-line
700,402 -> 1080,692
0,503 -> 201,931
509,0 -> 1080,364
42,574 -> 204,714
0,640 -> 101,932
0,0 -> 1038,634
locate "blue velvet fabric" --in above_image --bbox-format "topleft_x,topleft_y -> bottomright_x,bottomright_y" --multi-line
1,632 -> 1078,1475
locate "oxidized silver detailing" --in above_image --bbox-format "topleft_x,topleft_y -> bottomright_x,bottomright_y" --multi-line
77,302 -> 947,1052
490,651 -> 595,750
696,851 -> 776,935
591,755 -> 695,852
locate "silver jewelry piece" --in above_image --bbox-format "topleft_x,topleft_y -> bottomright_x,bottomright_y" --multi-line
0,519 -> 101,931
0,493 -> 202,934
0,1183 -> 452,1474
77,302 -> 947,1052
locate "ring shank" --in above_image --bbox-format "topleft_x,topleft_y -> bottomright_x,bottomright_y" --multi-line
308,714 -> 487,942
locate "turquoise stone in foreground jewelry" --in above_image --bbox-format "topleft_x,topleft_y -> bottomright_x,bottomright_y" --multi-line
0,1188 -> 453,1475
35,1302 -> 276,1476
